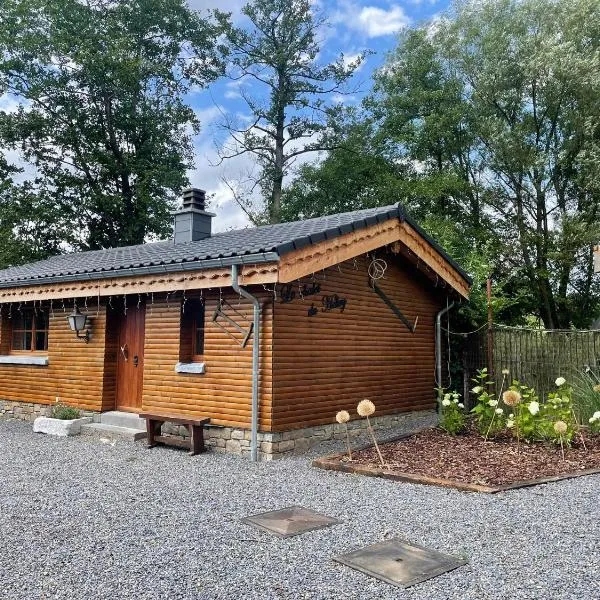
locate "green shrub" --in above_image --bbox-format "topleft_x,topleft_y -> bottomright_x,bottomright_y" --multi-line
571,368 -> 600,424
438,390 -> 466,435
52,403 -> 81,420
470,369 -> 505,438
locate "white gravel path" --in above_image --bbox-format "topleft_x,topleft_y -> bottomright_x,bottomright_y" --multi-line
0,417 -> 599,600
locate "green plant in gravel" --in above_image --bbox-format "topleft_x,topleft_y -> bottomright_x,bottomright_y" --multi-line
437,390 -> 466,435
52,403 -> 81,420
470,369 -> 505,439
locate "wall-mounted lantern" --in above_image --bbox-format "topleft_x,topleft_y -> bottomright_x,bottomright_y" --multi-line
67,306 -> 90,343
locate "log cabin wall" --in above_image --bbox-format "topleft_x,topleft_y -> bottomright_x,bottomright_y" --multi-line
0,306 -> 110,412
271,253 -> 446,431
141,290 -> 274,430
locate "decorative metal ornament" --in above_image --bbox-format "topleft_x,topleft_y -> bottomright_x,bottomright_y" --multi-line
368,258 -> 388,280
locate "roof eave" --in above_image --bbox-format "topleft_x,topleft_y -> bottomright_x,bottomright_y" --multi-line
0,252 -> 280,290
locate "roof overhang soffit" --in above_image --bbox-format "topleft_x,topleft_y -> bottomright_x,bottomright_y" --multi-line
277,219 -> 470,299
0,263 -> 279,304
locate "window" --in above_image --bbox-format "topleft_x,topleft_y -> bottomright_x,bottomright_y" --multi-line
190,299 -> 205,359
11,309 -> 48,352
180,298 -> 205,362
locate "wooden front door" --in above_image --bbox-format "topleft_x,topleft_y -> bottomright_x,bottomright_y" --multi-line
115,302 -> 146,412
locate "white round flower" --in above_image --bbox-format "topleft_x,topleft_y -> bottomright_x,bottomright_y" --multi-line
495,408 -> 504,415
501,368 -> 510,375
471,386 -> 483,394
442,398 -> 451,407
509,414 -> 514,420
528,401 -> 540,415
457,403 -> 464,409
555,377 -> 566,387
590,415 -> 597,424
506,419 -> 515,428
488,399 -> 498,407
444,393 -> 451,401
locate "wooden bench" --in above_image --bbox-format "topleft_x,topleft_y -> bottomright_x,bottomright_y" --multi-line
139,412 -> 211,456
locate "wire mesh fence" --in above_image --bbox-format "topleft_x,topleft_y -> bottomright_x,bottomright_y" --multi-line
460,325 -> 600,399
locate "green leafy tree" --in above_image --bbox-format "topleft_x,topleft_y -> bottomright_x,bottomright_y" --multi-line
284,0 -> 600,328
0,0 -> 223,250
215,0 -> 364,224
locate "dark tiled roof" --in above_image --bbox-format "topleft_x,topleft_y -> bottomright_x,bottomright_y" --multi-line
0,204 -> 470,287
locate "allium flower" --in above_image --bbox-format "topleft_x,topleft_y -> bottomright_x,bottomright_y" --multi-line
555,377 -> 566,387
593,384 -> 600,393
502,390 -> 521,407
357,399 -> 375,417
528,401 -> 540,415
506,419 -> 515,429
488,399 -> 498,407
495,408 -> 504,415
502,368 -> 510,375
442,399 -> 451,407
471,386 -> 483,394
554,421 -> 568,435
336,410 -> 350,424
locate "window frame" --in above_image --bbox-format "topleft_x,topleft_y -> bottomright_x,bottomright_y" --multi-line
9,308 -> 49,354
190,299 -> 205,362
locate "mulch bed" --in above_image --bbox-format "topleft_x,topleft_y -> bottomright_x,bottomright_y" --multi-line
313,428 -> 600,493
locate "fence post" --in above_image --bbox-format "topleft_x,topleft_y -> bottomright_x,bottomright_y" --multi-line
487,278 -> 494,385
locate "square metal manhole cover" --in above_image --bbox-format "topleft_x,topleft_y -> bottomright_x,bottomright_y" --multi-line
241,506 -> 341,538
333,538 -> 467,588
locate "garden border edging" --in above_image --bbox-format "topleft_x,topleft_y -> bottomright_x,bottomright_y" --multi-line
312,429 -> 600,493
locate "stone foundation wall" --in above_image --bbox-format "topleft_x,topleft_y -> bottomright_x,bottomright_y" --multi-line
163,410 -> 435,461
2,399 -> 434,461
0,400 -> 96,422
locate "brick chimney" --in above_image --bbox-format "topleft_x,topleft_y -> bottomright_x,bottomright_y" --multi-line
172,188 -> 215,243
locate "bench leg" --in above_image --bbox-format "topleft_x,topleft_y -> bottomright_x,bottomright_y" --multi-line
190,424 -> 205,456
146,419 -> 162,449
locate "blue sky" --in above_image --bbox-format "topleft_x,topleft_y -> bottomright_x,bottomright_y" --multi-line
187,0 -> 450,231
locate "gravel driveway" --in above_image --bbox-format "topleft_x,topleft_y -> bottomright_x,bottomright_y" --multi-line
1,417 -> 599,600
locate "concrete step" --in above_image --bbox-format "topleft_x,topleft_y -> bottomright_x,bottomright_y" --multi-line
80,422 -> 147,442
98,411 -> 146,431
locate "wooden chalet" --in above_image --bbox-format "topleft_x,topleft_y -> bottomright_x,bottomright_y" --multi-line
0,189 -> 471,459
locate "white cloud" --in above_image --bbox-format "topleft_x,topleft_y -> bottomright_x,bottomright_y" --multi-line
0,94 -> 21,114
334,2 -> 410,38
341,52 -> 365,72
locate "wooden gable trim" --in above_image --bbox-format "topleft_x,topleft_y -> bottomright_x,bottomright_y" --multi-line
277,219 -> 470,298
0,263 -> 279,304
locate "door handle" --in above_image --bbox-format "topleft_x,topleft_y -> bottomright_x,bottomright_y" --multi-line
133,355 -> 139,367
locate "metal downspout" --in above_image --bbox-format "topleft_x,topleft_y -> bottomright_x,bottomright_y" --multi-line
231,264 -> 261,462
435,302 -> 456,395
